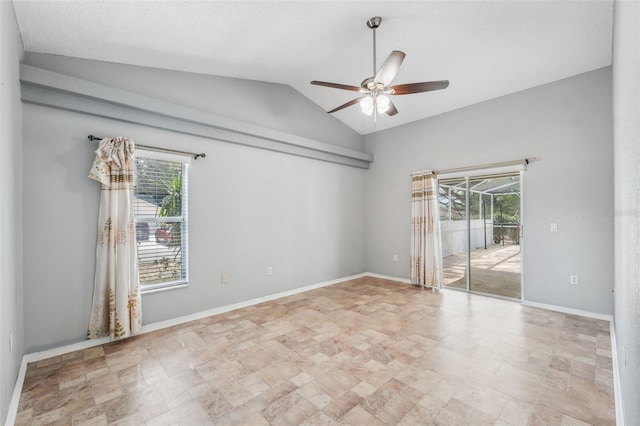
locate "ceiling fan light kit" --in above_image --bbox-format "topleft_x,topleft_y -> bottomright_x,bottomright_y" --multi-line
360,94 -> 390,116
311,16 -> 449,119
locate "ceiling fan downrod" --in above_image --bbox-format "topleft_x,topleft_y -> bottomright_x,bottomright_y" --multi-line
367,17 -> 382,78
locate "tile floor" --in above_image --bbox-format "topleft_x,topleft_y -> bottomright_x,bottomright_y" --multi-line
15,277 -> 615,425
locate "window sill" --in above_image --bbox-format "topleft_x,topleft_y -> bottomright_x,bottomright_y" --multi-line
141,281 -> 188,295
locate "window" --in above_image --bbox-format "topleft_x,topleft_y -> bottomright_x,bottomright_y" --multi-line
134,153 -> 189,292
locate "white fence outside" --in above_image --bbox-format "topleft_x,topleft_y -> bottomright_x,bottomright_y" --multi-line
440,219 -> 494,257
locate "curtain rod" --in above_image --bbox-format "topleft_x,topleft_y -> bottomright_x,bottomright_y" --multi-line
87,135 -> 206,160
412,157 -> 536,176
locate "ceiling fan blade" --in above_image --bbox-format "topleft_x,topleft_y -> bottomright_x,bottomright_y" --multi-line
311,81 -> 361,92
390,80 -> 450,95
327,97 -> 365,114
374,51 -> 406,86
385,99 -> 398,116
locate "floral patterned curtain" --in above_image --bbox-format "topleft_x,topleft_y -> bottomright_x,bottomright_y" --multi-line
87,137 -> 141,340
410,171 -> 444,289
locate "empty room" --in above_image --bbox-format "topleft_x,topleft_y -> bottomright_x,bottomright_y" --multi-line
1,1 -> 638,425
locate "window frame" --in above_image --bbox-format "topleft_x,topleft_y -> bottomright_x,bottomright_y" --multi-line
134,150 -> 190,294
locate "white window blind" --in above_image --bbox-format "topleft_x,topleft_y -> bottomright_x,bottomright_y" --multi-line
134,154 -> 189,292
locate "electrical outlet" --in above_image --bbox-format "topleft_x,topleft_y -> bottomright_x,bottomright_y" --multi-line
393,254 -> 398,262
569,275 -> 579,285
550,223 -> 558,233
221,273 -> 228,284
267,267 -> 273,276
9,332 -> 13,353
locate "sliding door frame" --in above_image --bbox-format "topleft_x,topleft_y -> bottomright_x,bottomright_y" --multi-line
465,177 -> 471,292
439,169 -> 524,302
519,170 -> 524,301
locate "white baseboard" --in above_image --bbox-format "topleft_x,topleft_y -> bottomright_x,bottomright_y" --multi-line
610,321 -> 625,426
4,357 -> 28,426
521,300 -> 613,322
364,272 -> 412,284
5,272 -> 367,426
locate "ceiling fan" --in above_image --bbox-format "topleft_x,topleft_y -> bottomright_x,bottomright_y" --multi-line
311,16 -> 449,117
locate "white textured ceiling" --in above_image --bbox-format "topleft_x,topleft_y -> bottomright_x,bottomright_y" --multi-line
13,1 -> 613,135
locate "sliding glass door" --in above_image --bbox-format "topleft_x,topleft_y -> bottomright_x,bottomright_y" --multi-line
438,178 -> 468,291
439,173 -> 522,300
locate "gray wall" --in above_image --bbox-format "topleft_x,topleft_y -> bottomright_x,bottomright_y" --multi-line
364,67 -> 614,315
0,1 -> 24,423
24,53 -> 364,152
612,0 -> 640,422
22,59 -> 367,353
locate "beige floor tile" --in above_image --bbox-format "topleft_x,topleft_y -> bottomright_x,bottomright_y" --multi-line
137,398 -> 169,423
29,407 -> 67,426
351,380 -> 377,398
14,277 -> 615,426
375,394 -> 417,424
75,413 -> 108,426
298,382 -> 334,410
322,390 -> 362,420
498,398 -> 535,425
428,378 -> 460,404
529,403 -> 565,426
262,390 -> 318,425
433,408 -> 465,426
108,413 -> 142,426
399,405 -> 436,425
143,410 -> 176,426
561,415 -> 594,426
341,405 -> 376,425
488,363 -> 543,404
452,383 -> 507,418
300,411 -> 337,426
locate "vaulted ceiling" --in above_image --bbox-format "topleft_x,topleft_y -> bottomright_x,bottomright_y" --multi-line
12,1 -> 613,135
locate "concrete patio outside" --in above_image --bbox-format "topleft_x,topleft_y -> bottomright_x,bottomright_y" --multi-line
443,244 -> 521,299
